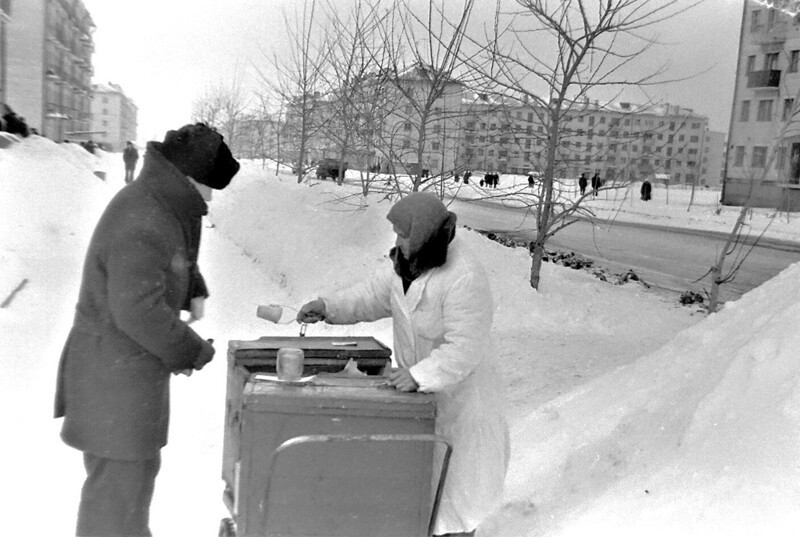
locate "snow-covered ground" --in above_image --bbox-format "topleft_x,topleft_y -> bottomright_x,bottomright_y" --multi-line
1,136 -> 799,536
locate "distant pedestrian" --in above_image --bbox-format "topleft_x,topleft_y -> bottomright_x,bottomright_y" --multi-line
463,170 -> 471,185
578,173 -> 588,196
493,173 -> 500,188
640,180 -> 652,201
591,172 -> 601,197
454,173 -> 461,183
527,174 -> 535,188
123,141 -> 139,184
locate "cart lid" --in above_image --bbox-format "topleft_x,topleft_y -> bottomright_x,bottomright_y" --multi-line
230,336 -> 392,360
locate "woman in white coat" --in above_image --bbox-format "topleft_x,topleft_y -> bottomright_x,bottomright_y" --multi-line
297,192 -> 509,537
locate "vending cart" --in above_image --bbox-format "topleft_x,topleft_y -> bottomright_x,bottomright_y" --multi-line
220,336 -> 451,537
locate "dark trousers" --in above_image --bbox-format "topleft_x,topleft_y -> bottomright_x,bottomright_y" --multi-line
124,167 -> 136,184
77,452 -> 161,537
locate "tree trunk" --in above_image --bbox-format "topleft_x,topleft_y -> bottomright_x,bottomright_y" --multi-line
529,240 -> 544,289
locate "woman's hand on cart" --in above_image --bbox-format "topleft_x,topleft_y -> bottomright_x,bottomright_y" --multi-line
388,368 -> 419,392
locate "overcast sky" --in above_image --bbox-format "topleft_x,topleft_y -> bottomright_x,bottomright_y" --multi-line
81,0 -> 744,144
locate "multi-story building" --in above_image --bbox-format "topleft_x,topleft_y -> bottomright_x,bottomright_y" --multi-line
5,0 -> 94,140
725,0 -> 800,208
0,0 -> 10,105
459,96 -> 724,187
282,63 -> 724,185
90,82 -> 137,151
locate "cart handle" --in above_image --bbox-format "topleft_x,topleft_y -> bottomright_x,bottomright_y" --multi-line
262,433 -> 452,537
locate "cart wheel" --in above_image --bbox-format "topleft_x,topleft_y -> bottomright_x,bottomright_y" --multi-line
218,517 -> 236,537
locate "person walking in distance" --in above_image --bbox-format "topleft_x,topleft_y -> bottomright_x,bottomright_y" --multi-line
591,171 -> 601,197
578,172 -> 588,196
123,141 -> 139,184
54,123 -> 240,537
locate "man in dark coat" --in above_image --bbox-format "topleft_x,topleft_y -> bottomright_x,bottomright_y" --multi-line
578,173 -> 588,195
123,141 -> 140,184
641,179 -> 652,201
54,123 -> 240,537
591,172 -> 601,197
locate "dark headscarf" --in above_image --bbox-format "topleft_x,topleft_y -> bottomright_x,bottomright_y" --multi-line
386,192 -> 457,291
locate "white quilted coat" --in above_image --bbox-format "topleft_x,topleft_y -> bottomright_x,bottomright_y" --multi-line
322,236 -> 510,534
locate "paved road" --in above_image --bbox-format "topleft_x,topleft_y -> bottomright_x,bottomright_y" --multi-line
449,199 -> 800,303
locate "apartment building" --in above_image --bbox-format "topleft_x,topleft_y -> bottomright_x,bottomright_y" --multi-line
5,0 -> 94,140
279,62 -> 724,185
725,0 -> 800,208
90,82 -> 137,151
0,0 -> 10,104
459,96 -> 724,187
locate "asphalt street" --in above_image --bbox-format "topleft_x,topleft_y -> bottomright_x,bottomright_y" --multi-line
449,199 -> 800,304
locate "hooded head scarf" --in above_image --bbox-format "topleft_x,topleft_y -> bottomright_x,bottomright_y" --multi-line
386,192 -> 457,290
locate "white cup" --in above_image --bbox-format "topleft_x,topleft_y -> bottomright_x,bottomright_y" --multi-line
277,347 -> 304,381
256,304 -> 284,323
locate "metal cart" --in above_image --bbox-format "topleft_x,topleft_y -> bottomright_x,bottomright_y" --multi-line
220,337 -> 451,537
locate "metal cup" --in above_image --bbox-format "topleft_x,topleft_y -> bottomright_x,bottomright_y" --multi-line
276,347 -> 304,381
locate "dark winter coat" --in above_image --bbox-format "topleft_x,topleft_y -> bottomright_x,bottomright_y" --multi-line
123,145 -> 139,168
641,180 -> 652,201
54,143 -> 215,461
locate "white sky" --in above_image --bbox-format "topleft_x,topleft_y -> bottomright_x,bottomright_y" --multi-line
81,0 -> 745,144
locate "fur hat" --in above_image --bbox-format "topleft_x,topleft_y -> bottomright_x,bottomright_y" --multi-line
161,123 -> 240,189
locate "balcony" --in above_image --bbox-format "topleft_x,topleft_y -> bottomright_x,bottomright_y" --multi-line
747,69 -> 781,89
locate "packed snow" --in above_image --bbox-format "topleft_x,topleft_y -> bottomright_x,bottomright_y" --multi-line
1,136 -> 799,536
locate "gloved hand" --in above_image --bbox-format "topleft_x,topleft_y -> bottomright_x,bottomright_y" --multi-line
296,299 -> 326,323
193,338 -> 215,371
190,296 -> 206,322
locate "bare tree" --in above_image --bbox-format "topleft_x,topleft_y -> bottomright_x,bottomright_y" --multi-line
373,0 -> 478,194
706,86 -> 800,312
317,0 -> 391,193
191,71 -> 250,155
256,0 -> 328,183
476,0 -> 696,289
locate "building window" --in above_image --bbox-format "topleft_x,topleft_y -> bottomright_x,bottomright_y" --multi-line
757,99 -> 773,121
403,122 -> 411,131
734,146 -> 745,167
690,135 -> 699,142
403,139 -> 411,149
751,10 -> 761,32
740,100 -> 751,122
432,141 -> 440,150
791,51 -> 800,73
778,146 -> 787,169
765,52 -> 779,70
784,98 -> 795,121
752,146 -> 768,168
